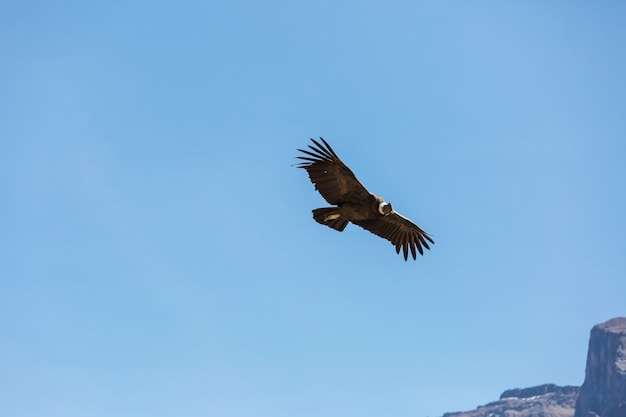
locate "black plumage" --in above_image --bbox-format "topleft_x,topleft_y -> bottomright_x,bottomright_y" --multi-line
296,137 -> 434,261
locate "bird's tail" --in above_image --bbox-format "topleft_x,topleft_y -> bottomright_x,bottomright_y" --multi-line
312,208 -> 349,232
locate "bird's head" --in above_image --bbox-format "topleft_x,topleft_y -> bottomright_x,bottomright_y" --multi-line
378,201 -> 393,216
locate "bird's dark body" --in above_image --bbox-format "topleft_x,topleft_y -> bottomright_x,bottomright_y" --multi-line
311,197 -> 382,231
338,197 -> 382,220
295,137 -> 434,261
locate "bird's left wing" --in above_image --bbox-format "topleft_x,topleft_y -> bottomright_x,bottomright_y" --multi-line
295,137 -> 371,205
353,211 -> 434,261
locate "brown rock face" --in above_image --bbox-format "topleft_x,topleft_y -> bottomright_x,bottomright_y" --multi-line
574,317 -> 626,417
442,384 -> 580,417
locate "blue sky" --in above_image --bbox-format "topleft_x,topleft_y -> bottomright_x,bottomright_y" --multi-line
1,2 -> 625,416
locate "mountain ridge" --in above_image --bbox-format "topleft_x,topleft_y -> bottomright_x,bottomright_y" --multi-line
439,318 -> 626,417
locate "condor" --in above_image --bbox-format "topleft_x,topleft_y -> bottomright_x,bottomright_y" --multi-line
296,137 -> 434,261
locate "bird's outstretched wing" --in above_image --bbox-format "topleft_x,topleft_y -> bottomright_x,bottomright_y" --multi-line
353,211 -> 434,261
295,137 -> 371,205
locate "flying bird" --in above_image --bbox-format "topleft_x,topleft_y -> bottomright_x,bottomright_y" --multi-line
295,137 -> 434,261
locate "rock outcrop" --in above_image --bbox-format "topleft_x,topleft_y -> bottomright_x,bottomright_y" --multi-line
574,317 -> 626,417
442,384 -> 580,417
439,317 -> 626,417
501,384 -> 580,400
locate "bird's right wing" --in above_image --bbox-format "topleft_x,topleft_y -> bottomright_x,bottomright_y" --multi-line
295,137 -> 371,205
353,211 -> 434,260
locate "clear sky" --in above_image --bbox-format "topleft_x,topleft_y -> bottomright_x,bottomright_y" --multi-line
1,2 -> 625,417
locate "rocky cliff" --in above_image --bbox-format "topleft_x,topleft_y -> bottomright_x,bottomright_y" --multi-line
442,384 -> 579,417
440,318 -> 626,417
574,317 -> 626,417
